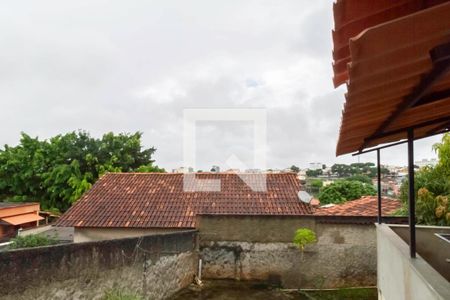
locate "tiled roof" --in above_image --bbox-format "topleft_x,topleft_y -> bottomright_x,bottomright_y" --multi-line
56,173 -> 312,228
0,202 -> 40,209
314,196 -> 401,217
332,0 -> 448,87
333,2 -> 450,155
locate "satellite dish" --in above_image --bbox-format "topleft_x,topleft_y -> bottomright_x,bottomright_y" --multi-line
298,191 -> 313,203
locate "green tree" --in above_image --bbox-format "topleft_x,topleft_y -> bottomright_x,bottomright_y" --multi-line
290,165 -> 300,173
397,133 -> 450,224
433,133 -> 450,177
331,162 -> 386,178
306,179 -> 323,197
347,174 -> 372,184
0,131 -> 164,211
415,188 -> 449,226
399,167 -> 450,204
293,228 -> 317,252
331,164 -> 352,177
310,179 -> 323,189
306,169 -> 323,177
318,180 -> 376,205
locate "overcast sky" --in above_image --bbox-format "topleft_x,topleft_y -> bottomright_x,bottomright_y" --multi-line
0,1 -> 441,171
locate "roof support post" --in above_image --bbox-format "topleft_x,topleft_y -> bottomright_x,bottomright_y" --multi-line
377,149 -> 382,224
407,128 -> 416,258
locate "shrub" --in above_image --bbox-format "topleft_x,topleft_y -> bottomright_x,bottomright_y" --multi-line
102,289 -> 142,300
347,174 -> 372,184
397,134 -> 450,224
306,169 -> 323,177
318,180 -> 376,205
310,179 -> 323,189
415,188 -> 449,226
399,167 -> 450,205
9,234 -> 58,249
293,228 -> 317,251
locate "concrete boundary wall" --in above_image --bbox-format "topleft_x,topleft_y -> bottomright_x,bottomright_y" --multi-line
0,230 -> 198,300
377,224 -> 450,300
74,227 -> 184,243
198,215 -> 377,288
389,224 -> 450,280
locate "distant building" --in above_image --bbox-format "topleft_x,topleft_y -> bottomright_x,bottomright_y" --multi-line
384,164 -> 403,175
172,167 -> 194,173
0,203 -> 43,241
298,169 -> 307,176
376,178 -> 401,197
245,169 -> 262,173
210,165 -> 220,172
322,167 -> 332,176
309,162 -> 323,170
415,158 -> 438,169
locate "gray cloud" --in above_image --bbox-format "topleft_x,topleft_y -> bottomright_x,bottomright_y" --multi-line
0,0 -> 440,170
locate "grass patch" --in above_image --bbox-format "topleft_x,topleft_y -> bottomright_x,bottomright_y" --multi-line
9,234 -> 58,249
300,287 -> 377,300
102,289 -> 142,300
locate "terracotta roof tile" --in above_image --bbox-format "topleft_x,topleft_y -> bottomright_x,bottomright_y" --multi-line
332,0 -> 448,87
314,196 -> 401,217
334,2 -> 450,155
56,173 -> 312,228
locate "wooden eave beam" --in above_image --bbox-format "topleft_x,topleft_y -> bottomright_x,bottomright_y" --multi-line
426,120 -> 450,136
368,115 -> 450,141
413,88 -> 450,107
353,127 -> 450,156
360,42 -> 450,151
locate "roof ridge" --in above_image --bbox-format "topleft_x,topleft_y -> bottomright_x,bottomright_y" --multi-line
56,172 -> 311,228
101,172 -> 297,175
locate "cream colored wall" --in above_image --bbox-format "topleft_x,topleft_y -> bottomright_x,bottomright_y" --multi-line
74,227 -> 184,243
376,224 -> 450,300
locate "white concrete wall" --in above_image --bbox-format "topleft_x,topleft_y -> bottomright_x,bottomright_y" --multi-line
74,227 -> 184,243
376,224 -> 450,300
19,225 -> 53,236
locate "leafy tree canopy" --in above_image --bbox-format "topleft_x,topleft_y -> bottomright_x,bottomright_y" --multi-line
347,174 -> 372,184
293,228 -> 317,251
306,169 -> 323,177
290,165 -> 300,173
0,131 -> 164,212
433,133 -> 450,177
331,162 -> 388,178
310,179 -> 323,189
397,133 -> 450,225
318,180 -> 376,205
415,188 -> 449,226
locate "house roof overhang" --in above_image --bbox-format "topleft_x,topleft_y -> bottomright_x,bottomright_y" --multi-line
1,213 -> 44,226
334,1 -> 450,155
332,0 -> 449,87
